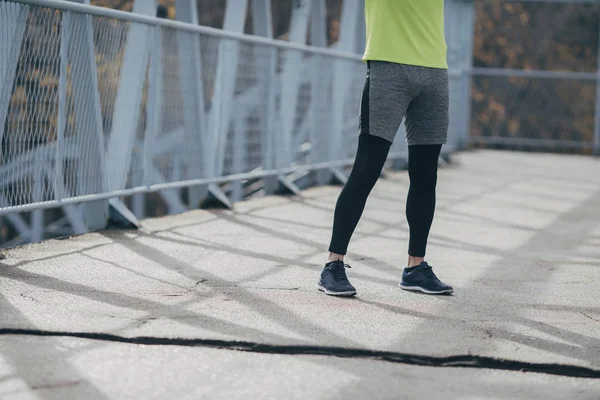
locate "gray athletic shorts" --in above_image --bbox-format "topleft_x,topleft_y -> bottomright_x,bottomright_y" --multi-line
359,61 -> 449,145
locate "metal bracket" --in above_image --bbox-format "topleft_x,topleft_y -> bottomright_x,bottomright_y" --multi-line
208,183 -> 233,209
108,198 -> 141,229
278,174 -> 302,196
329,167 -> 348,185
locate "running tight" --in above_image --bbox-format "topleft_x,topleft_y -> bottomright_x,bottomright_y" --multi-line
328,134 -> 441,258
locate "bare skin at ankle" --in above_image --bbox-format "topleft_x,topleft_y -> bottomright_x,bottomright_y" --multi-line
328,252 -> 344,262
328,253 -> 423,268
407,255 -> 425,268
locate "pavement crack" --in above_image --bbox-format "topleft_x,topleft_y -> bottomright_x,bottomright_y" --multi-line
136,317 -> 157,328
580,312 -> 600,323
32,380 -> 81,390
1,328 -> 599,379
19,292 -> 39,302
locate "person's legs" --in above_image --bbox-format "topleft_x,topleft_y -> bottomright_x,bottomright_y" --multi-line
406,144 -> 442,264
318,61 -> 412,296
327,61 -> 412,260
327,134 -> 391,257
399,66 -> 453,294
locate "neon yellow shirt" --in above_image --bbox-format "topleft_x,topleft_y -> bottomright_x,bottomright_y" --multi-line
362,0 -> 448,69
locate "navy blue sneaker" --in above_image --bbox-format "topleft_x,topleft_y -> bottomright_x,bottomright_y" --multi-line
400,261 -> 453,294
317,261 -> 357,296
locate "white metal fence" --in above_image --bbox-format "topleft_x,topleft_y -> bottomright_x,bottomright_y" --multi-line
0,0 -> 471,246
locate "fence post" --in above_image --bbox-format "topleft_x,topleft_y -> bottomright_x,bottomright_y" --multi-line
176,0 -> 209,208
594,22 -> 600,156
310,0 -> 332,185
57,11 -> 87,235
104,0 -> 155,193
460,0 -> 475,151
0,4 -> 28,241
0,2 -> 28,158
328,0 -> 362,184
66,0 -> 110,231
31,161 -> 44,243
202,0 -> 248,209
251,0 -> 278,194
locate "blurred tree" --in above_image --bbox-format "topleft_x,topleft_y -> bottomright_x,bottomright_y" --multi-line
472,0 -> 599,153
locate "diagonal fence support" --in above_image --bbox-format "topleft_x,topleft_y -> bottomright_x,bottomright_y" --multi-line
67,0 -> 109,231
251,0 -> 279,195
176,0 -> 209,208
0,2 -> 28,150
327,0 -> 363,184
103,0 -> 157,226
206,0 -> 248,209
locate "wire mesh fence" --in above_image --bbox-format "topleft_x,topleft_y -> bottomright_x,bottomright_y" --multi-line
0,0 -> 402,218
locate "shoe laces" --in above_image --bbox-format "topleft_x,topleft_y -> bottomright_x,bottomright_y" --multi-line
422,264 -> 439,281
330,262 -> 351,282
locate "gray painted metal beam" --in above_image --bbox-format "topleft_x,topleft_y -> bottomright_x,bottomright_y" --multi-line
212,0 -> 248,177
0,2 -> 28,150
67,0 -> 109,231
308,0 -> 333,185
31,164 -> 44,243
328,0 -> 362,183
104,0 -> 156,193
231,117 -> 246,202
276,0 -> 314,193
176,0 -> 209,208
206,0 -> 248,209
0,196 -> 30,240
251,0 -> 278,195
278,0 -> 311,171
57,9 -> 89,235
594,22 -> 600,155
251,0 -> 273,38
145,18 -> 186,215
61,205 -> 87,235
460,0 -> 475,149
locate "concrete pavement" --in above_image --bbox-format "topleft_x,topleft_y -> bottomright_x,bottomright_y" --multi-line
1,150 -> 600,399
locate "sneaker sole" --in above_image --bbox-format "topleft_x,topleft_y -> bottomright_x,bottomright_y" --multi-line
399,283 -> 453,295
316,283 -> 357,297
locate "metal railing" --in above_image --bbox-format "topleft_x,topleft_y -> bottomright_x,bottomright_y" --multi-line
0,0 -> 470,246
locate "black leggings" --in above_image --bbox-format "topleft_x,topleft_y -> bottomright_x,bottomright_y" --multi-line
328,134 -> 441,258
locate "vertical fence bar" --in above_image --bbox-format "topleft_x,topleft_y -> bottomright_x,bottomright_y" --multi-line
67,0 -> 108,230
231,115 -> 246,202
104,0 -> 155,193
444,0 -> 461,155
56,12 -> 70,202
594,21 -> 600,155
142,24 -> 162,180
0,2 -> 28,152
328,0 -> 361,183
31,163 -> 44,243
460,0 -> 475,150
251,0 -> 278,194
278,0 -> 310,170
176,0 -> 209,208
212,1 -> 248,177
309,0 -> 331,185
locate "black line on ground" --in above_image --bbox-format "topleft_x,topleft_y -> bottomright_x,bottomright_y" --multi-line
1,328 -> 599,379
